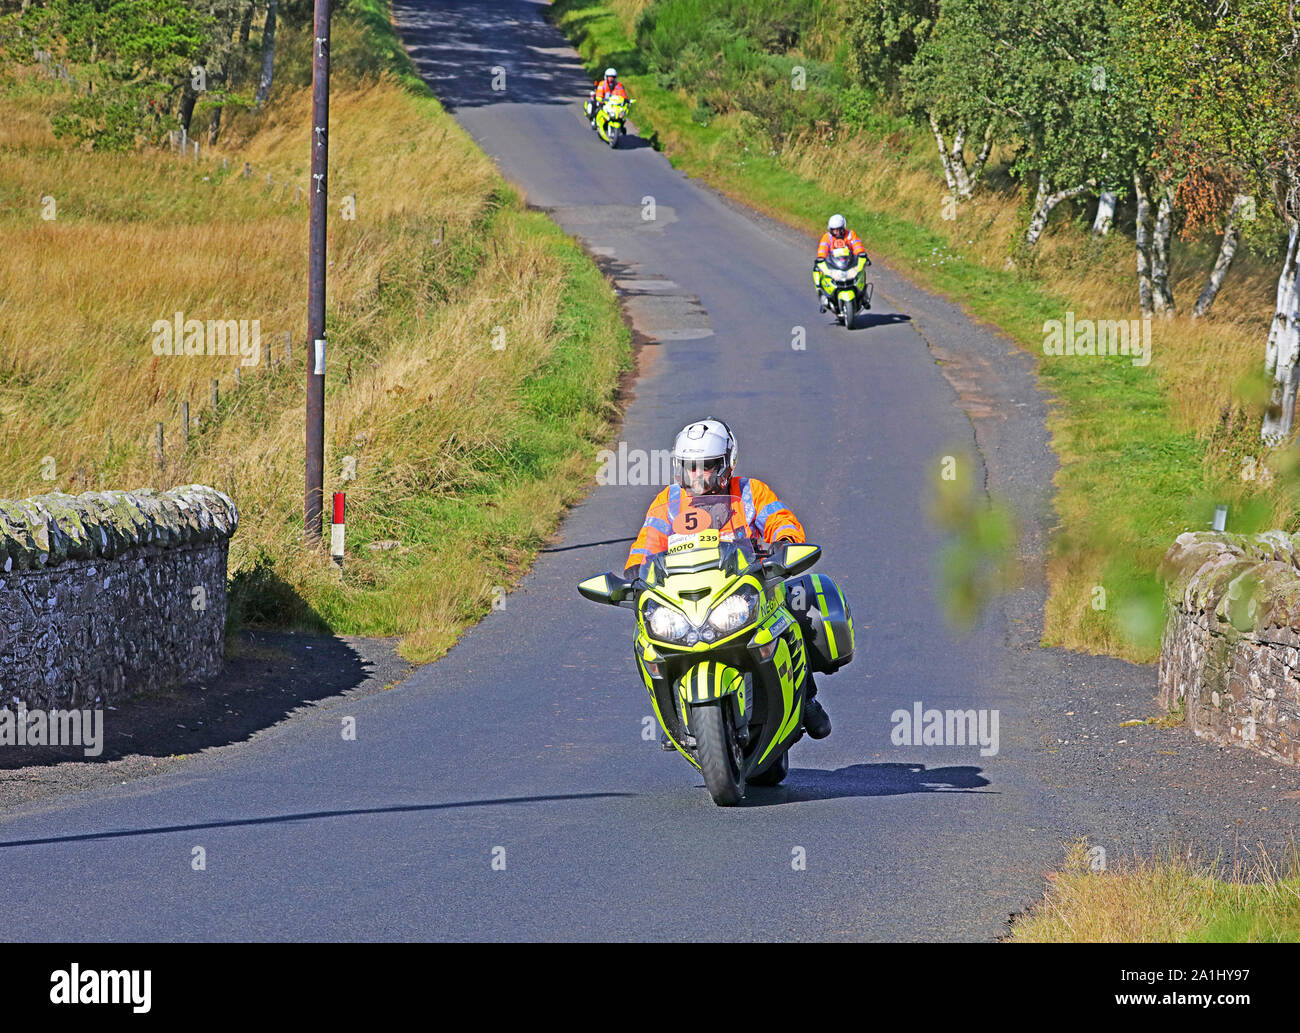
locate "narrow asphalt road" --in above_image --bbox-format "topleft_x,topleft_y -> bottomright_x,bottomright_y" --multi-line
1,0 -> 1296,943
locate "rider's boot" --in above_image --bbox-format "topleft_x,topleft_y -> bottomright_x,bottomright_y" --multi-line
803,672 -> 831,739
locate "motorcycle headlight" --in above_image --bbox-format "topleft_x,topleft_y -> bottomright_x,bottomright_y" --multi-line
645,599 -> 693,642
832,267 -> 856,281
707,586 -> 760,635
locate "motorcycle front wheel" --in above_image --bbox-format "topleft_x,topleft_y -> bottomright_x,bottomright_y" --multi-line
608,125 -> 621,148
693,703 -> 745,806
842,297 -> 857,329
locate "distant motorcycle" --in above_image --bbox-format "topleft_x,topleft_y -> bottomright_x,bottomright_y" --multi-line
585,93 -> 635,148
815,246 -> 873,328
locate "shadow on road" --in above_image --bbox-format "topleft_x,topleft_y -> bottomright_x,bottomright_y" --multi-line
541,535 -> 636,554
739,762 -> 991,807
818,311 -> 913,332
852,311 -> 913,330
0,631 -> 404,772
603,133 -> 655,151
0,792 -> 637,849
394,0 -> 628,111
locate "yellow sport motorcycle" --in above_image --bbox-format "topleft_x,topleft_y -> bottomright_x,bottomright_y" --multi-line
585,93 -> 634,148
578,495 -> 854,805
814,245 -> 873,328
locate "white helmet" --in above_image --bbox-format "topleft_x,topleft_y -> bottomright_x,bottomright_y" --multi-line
828,213 -> 847,237
605,68 -> 617,79
671,418 -> 737,493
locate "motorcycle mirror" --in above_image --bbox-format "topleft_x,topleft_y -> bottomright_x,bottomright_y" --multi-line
577,572 -> 632,605
765,543 -> 821,578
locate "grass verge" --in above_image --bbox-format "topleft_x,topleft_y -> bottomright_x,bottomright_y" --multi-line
1009,840 -> 1300,942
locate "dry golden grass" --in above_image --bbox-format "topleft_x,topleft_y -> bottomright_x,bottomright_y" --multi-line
0,73 -> 630,661
1011,839 -> 1300,942
1,79 -> 497,498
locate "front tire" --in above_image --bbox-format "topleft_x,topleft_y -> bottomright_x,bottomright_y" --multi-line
693,703 -> 745,805
842,297 -> 857,329
608,125 -> 621,149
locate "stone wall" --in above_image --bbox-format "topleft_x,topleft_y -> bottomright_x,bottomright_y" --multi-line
1159,531 -> 1300,766
0,485 -> 239,708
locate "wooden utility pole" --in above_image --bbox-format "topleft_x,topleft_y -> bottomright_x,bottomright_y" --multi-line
305,0 -> 330,541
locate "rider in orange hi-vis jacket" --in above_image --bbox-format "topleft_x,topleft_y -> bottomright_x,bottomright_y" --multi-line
813,213 -> 870,310
623,420 -> 804,577
594,72 -> 628,103
587,68 -> 628,123
815,216 -> 867,261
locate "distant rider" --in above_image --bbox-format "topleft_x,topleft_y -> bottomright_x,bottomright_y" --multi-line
587,67 -> 628,125
813,213 -> 870,312
623,417 -> 831,738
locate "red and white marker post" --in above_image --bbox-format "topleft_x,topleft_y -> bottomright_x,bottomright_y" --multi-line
330,492 -> 345,567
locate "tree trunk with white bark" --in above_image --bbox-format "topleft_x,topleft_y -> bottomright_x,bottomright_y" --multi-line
1265,221 -> 1299,378
968,123 -> 993,189
1134,172 -> 1154,316
949,126 -> 973,199
929,114 -> 958,195
254,0 -> 278,107
1192,194 -> 1250,318
1262,220 -> 1300,443
1091,189 -> 1116,235
1024,176 -> 1091,248
929,115 -> 992,201
1151,185 -> 1175,315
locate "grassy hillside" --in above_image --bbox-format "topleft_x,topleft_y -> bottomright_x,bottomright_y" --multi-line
0,4 -> 631,663
551,0 -> 1296,662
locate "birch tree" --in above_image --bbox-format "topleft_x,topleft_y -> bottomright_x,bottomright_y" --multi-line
1192,193 -> 1252,318
900,0 -> 998,202
1132,0 -> 1300,441
907,0 -> 1149,245
847,0 -> 995,201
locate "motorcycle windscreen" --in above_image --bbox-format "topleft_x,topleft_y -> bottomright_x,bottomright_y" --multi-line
662,494 -> 748,571
827,247 -> 856,270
